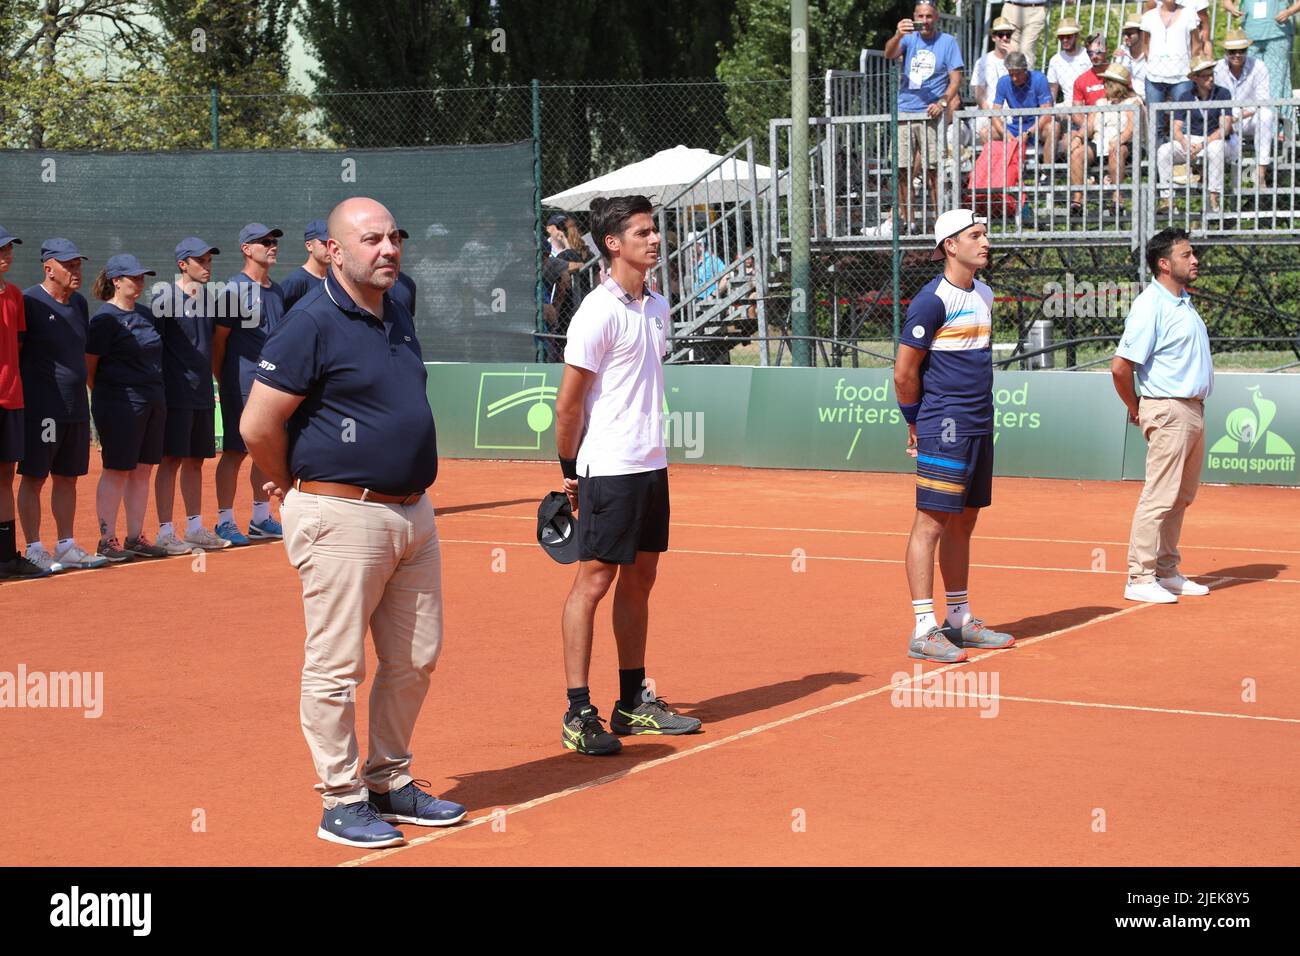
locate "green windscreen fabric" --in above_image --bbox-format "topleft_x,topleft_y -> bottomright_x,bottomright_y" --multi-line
0,144 -> 537,362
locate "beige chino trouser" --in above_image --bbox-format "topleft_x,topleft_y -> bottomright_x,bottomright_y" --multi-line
1127,397 -> 1205,584
1002,4 -> 1047,64
281,488 -> 443,809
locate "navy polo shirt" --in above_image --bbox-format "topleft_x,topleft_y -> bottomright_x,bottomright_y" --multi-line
21,284 -> 90,422
256,268 -> 437,494
1173,84 -> 1231,137
280,266 -> 323,312
152,282 -> 215,410
216,272 -> 285,397
390,272 -> 417,319
86,303 -> 165,405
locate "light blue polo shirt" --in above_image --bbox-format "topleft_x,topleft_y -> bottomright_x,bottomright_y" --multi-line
1115,280 -> 1213,400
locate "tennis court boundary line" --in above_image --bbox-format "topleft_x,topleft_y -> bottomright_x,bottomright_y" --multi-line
919,691 -> 1300,724
437,538 -> 1300,586
442,511 -> 1300,557
341,595 -> 1178,867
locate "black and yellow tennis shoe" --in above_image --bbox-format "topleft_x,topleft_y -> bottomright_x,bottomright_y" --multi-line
611,697 -> 703,736
562,705 -> 622,756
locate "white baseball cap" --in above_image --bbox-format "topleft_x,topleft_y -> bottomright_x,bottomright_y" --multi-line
930,208 -> 986,261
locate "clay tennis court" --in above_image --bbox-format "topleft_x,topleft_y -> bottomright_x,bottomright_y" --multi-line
3,458 -> 1297,867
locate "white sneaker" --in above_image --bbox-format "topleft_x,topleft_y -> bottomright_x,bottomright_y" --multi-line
184,526 -> 232,551
1125,581 -> 1178,604
52,541 -> 110,570
1158,574 -> 1210,596
25,545 -> 64,574
156,529 -> 194,556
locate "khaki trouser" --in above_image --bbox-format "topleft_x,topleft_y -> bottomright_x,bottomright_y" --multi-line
1127,397 -> 1205,584
281,488 -> 444,808
1002,3 -> 1047,65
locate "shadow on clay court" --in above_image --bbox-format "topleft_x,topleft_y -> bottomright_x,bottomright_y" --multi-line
437,498 -> 537,515
1203,563 -> 1287,591
993,605 -> 1123,641
439,744 -> 678,812
672,671 -> 865,723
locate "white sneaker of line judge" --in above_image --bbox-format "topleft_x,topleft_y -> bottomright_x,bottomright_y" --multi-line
1124,580 -> 1178,604
1156,574 -> 1211,597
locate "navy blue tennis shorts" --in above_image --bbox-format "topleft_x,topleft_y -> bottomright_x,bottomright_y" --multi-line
915,434 -> 994,513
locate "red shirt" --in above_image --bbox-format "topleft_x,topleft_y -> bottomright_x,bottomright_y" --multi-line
1073,69 -> 1106,105
0,282 -> 25,409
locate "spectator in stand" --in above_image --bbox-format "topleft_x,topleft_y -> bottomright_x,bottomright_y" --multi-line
1222,0 -> 1297,121
544,213 -> 569,258
1114,16 -> 1150,96
1143,0 -> 1202,143
1000,1 -> 1049,63
992,52 -> 1057,167
691,234 -> 729,303
1215,29 -> 1278,186
1095,64 -> 1144,213
1157,58 -> 1233,213
1046,19 -> 1090,103
885,1 -> 964,229
1066,35 -> 1111,215
1144,1 -> 1212,58
540,251 -> 571,363
972,17 -> 1016,144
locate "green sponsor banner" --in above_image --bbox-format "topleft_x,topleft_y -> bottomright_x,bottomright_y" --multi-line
426,363 -> 1298,485
1122,374 -> 1300,486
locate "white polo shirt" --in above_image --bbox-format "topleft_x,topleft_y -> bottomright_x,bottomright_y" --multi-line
564,274 -> 670,477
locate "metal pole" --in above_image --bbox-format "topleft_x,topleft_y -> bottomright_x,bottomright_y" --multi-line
790,0 -> 812,366
533,79 -> 544,363
210,86 -> 218,150
890,62 -> 900,356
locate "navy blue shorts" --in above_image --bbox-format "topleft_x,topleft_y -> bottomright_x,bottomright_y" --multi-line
915,434 -> 994,513
18,415 -> 90,478
219,387 -> 246,453
92,395 -> 166,471
577,468 -> 670,564
163,406 -> 217,459
0,405 -> 23,463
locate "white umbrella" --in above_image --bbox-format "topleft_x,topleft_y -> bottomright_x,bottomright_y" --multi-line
543,144 -> 777,211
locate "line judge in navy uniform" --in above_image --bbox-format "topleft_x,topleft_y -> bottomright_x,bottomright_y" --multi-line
280,219 -> 329,312
240,197 -> 464,849
211,221 -> 286,546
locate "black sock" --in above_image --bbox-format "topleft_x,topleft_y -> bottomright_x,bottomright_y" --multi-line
566,686 -> 591,716
0,521 -> 15,561
619,667 -> 647,710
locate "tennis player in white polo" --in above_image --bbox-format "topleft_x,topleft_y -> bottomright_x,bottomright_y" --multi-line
553,194 -> 702,756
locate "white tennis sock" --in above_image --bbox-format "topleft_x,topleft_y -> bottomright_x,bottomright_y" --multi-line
186,515 -> 203,535
218,508 -> 234,527
57,537 -> 76,554
946,590 -> 971,629
251,500 -> 271,524
159,521 -> 175,539
912,599 -> 937,639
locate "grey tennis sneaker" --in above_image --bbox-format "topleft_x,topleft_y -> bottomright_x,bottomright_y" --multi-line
908,625 -> 968,663
944,618 -> 1015,649
610,696 -> 703,736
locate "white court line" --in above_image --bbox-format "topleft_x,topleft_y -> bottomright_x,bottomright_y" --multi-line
442,511 -> 1300,557
341,594 -> 1183,867
438,538 -> 1300,585
925,691 -> 1300,724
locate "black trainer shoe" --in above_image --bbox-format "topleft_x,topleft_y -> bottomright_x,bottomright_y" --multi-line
611,697 -> 703,736
0,555 -> 53,579
562,705 -> 622,755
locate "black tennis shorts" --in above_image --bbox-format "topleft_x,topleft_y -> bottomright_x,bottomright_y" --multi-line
18,415 -> 90,478
577,467 -> 670,565
163,406 -> 217,459
92,395 -> 165,471
0,406 -> 23,463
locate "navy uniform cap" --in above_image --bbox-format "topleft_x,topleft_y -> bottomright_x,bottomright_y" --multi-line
104,254 -> 156,279
41,237 -> 87,262
175,237 -> 220,261
0,225 -> 21,248
537,491 -> 581,564
304,219 -> 328,242
239,222 -> 284,245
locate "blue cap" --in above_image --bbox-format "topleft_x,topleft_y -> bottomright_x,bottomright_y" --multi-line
397,226 -> 410,240
0,226 -> 20,249
40,238 -> 87,262
304,219 -> 328,242
238,222 -> 283,245
545,213 -> 568,229
175,237 -> 219,262
104,254 -> 156,279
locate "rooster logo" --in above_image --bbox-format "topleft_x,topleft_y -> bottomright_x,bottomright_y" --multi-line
1209,386 -> 1295,456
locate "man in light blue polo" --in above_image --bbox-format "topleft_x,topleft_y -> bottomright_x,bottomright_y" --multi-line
1111,227 -> 1213,605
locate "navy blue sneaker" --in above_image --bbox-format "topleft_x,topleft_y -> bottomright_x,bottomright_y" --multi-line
369,780 -> 466,827
317,800 -> 405,848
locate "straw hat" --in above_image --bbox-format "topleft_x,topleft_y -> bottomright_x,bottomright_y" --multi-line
1188,56 -> 1216,76
991,16 -> 1015,33
1056,18 -> 1081,36
1100,62 -> 1132,86
1223,29 -> 1252,51
1121,17 -> 1142,31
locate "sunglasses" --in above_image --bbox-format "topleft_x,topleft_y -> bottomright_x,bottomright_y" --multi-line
252,238 -> 279,247
993,32 -> 1013,39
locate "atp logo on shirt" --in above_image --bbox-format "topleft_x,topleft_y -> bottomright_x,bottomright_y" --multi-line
258,359 -> 277,371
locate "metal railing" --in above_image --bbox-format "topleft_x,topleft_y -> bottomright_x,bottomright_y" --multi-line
1146,97 -> 1300,246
